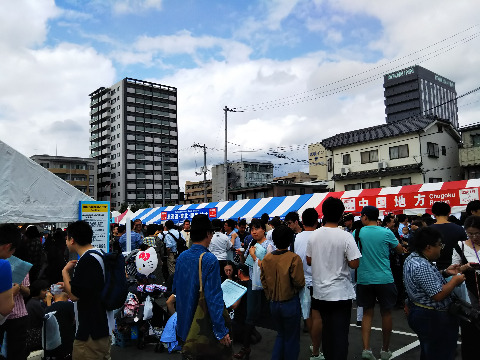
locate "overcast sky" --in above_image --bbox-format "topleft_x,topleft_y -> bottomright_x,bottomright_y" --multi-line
1,0 -> 479,191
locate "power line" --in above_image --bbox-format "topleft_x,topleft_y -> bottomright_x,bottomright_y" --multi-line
232,27 -> 479,111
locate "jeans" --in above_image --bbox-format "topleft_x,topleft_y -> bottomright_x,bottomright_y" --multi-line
317,299 -> 352,360
407,303 -> 458,360
269,295 -> 301,360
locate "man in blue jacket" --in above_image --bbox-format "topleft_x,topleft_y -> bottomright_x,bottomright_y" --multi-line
173,214 -> 231,359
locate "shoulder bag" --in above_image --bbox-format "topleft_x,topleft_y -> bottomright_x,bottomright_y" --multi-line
182,253 -> 232,360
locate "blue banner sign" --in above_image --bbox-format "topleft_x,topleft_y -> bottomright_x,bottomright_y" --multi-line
157,207 -> 217,223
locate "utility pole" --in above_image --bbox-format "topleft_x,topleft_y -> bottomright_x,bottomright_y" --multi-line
192,143 -> 208,203
161,153 -> 165,207
223,106 -> 243,201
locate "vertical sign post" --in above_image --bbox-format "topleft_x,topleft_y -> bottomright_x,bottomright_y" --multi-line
79,201 -> 110,252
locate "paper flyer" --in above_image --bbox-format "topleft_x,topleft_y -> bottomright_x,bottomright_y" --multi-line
221,279 -> 247,308
7,256 -> 32,284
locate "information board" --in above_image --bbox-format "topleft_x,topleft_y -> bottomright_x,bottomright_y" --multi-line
79,201 -> 110,251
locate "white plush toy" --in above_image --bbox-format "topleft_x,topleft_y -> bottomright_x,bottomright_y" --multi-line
136,247 -> 158,276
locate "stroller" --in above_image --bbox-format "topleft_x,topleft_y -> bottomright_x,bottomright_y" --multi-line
115,251 -> 169,351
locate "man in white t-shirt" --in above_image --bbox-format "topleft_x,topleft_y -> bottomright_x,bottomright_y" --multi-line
294,208 -> 320,357
209,219 -> 232,262
306,197 -> 361,360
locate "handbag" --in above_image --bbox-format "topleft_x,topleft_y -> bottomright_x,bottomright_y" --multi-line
448,296 -> 480,330
182,253 -> 232,360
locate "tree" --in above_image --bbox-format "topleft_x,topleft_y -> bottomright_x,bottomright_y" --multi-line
119,202 -> 128,213
140,201 -> 151,209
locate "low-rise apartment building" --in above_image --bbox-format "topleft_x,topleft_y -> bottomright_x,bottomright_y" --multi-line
320,116 -> 462,191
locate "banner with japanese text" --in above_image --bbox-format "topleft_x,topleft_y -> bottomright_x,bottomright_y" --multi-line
157,207 -> 217,223
340,187 -> 479,214
79,201 -> 110,251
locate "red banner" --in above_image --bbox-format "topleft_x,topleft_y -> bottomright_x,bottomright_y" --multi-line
340,187 -> 479,213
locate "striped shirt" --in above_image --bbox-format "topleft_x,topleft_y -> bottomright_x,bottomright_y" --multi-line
403,253 -> 451,310
10,273 -> 29,319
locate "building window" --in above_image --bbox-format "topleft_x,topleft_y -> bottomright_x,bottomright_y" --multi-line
345,181 -> 379,191
437,125 -> 443,133
343,154 -> 351,165
391,177 -> 411,186
59,164 -> 68,169
39,162 -> 49,168
389,144 -> 409,160
327,158 -> 333,172
429,178 -> 442,183
471,134 -> 480,147
427,142 -> 439,158
285,189 -> 296,196
300,188 -> 305,195
345,183 -> 362,191
255,191 -> 266,198
467,169 -> 480,179
441,146 -> 446,156
363,181 -> 380,189
360,150 -> 378,164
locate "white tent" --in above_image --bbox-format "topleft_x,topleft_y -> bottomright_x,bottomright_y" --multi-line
0,140 -> 93,223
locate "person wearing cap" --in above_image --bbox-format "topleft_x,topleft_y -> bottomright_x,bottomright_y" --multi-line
173,214 -> 231,358
355,206 -> 405,360
343,213 -> 355,233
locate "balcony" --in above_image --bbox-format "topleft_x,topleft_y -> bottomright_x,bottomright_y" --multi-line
460,146 -> 480,167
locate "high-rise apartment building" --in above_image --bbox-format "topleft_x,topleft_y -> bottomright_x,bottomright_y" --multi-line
89,78 -> 179,210
30,155 -> 98,199
384,65 -> 458,128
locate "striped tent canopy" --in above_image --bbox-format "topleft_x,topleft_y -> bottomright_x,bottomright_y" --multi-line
131,179 -> 480,222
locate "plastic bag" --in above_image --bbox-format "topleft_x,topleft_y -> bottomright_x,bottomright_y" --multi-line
143,295 -> 154,320
251,259 -> 263,291
452,280 -> 471,304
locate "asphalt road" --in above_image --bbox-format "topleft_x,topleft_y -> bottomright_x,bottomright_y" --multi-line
110,303 -> 462,360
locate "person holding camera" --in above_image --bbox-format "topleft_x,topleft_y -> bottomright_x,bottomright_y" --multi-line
403,227 -> 465,360
452,215 -> 480,360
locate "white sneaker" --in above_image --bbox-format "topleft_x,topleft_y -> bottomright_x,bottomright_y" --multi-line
309,347 -> 325,360
362,349 -> 377,360
380,350 -> 392,360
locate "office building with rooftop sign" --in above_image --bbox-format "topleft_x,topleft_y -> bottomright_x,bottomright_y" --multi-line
384,65 -> 458,128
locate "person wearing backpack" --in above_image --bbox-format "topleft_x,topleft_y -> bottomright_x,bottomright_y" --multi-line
163,220 -> 186,278
62,220 -> 114,360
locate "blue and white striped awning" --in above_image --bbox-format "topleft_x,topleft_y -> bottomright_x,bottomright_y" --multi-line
131,194 -> 316,223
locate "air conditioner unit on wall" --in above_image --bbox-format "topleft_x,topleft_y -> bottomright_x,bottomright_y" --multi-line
341,167 -> 350,175
378,161 -> 388,170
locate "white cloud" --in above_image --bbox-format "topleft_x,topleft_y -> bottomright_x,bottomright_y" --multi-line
0,1 -> 116,160
113,31 -> 253,66
0,0 -> 60,50
112,0 -> 162,15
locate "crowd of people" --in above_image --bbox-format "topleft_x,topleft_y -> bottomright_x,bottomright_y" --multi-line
1,199 -> 480,360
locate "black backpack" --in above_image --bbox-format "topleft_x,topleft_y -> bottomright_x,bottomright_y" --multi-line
167,231 -> 188,257
89,250 -> 129,311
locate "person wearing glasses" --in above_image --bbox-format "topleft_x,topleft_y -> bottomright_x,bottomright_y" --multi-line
404,226 -> 466,360
452,215 -> 480,360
